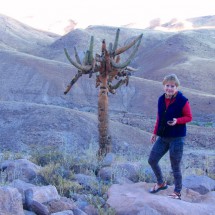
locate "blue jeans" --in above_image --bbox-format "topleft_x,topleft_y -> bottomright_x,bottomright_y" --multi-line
148,137 -> 185,193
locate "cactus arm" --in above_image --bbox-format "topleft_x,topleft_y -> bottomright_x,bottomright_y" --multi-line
114,34 -> 143,56
110,77 -> 129,90
112,28 -> 120,53
64,48 -> 92,72
89,59 -> 96,78
125,66 -> 138,72
111,35 -> 142,69
64,72 -> 83,95
108,42 -> 113,54
110,55 -> 132,69
74,47 -> 82,65
83,50 -> 90,65
88,36 -> 94,64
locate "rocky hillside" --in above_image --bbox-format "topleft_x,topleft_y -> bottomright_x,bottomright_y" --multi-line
0,158 -> 214,215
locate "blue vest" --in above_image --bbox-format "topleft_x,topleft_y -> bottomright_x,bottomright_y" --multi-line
157,91 -> 188,137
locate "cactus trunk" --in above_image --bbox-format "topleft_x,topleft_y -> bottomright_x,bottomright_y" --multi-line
97,75 -> 111,158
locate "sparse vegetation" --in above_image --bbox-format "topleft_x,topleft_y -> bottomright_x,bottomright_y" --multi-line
86,194 -> 116,215
189,121 -> 214,127
39,163 -> 82,196
0,137 -> 214,214
0,151 -> 27,161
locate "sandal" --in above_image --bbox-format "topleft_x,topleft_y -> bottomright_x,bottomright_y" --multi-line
149,182 -> 168,193
168,192 -> 181,200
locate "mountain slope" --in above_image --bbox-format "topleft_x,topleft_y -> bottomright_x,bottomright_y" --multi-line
0,14 -> 59,53
33,25 -> 215,94
0,14 -> 214,153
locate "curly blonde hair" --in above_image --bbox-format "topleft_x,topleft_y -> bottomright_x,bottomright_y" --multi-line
162,74 -> 180,87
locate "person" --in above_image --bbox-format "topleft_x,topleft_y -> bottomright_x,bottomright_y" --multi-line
148,74 -> 192,200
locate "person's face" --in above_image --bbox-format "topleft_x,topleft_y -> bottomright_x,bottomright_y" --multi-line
164,81 -> 178,97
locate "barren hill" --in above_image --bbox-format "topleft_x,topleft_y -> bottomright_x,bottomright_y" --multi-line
135,29 -> 215,94
187,15 -> 215,28
0,14 -> 58,53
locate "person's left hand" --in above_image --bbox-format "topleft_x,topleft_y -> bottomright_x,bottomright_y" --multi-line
167,118 -> 177,126
150,134 -> 157,144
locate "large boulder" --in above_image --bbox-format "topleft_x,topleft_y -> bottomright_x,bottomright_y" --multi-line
0,159 -> 41,182
183,175 -> 215,194
0,186 -> 24,215
107,182 -> 215,215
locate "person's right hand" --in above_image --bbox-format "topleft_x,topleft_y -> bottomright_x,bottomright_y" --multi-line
150,134 -> 157,144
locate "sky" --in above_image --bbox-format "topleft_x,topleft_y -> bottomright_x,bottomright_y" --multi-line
1,0 -> 215,35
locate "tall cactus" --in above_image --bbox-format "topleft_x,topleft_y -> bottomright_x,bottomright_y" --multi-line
64,29 -> 143,159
